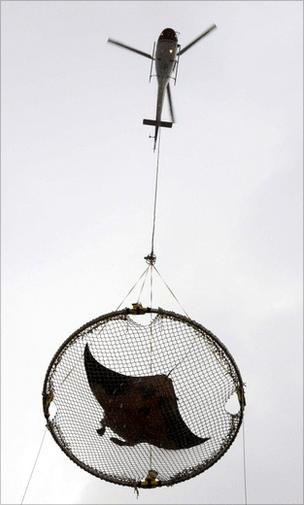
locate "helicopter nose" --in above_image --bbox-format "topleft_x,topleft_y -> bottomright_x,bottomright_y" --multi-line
159,28 -> 177,41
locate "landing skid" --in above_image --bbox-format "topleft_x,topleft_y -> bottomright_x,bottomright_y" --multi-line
173,44 -> 181,85
149,42 -> 156,82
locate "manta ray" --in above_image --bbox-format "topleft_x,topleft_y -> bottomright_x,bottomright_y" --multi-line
84,343 -> 209,450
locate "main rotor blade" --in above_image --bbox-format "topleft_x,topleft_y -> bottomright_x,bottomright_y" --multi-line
166,83 -> 175,123
107,38 -> 153,60
178,24 -> 217,56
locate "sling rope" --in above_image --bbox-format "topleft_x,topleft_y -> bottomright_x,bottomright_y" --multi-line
152,265 -> 190,318
136,266 -> 150,304
21,427 -> 48,504
242,416 -> 248,505
56,266 -> 151,389
116,265 -> 150,310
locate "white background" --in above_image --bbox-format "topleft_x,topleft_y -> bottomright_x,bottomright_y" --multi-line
1,1 -> 303,504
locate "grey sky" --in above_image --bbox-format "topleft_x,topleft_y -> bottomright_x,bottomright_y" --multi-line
1,1 -> 303,504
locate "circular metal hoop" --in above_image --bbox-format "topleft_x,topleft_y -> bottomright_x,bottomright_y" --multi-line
43,307 -> 245,489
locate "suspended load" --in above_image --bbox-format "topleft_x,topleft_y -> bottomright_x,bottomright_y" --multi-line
43,306 -> 245,489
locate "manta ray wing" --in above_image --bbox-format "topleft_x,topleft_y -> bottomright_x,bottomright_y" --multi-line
84,343 -> 209,450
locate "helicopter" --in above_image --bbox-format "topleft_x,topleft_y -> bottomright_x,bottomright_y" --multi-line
108,25 -> 217,151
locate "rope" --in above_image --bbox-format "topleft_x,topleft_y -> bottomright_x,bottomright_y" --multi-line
59,268 -> 150,389
242,417 -> 248,505
60,350 -> 85,387
116,266 -> 150,310
150,129 -> 161,257
152,265 -> 190,318
59,267 -> 151,390
21,427 -> 48,504
136,267 -> 150,304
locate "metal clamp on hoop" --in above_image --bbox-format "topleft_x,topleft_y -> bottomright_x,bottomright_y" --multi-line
144,253 -> 156,265
138,469 -> 161,488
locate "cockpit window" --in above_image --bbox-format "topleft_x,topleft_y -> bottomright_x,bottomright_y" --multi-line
160,28 -> 177,41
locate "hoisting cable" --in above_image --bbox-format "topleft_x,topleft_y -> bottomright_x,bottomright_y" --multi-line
144,130 -> 190,319
20,427 -> 48,504
145,129 -> 161,265
150,129 -> 161,257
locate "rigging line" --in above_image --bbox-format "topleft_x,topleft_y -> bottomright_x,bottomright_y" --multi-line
116,266 -> 150,311
60,350 -> 84,387
136,266 -> 150,304
152,265 -> 190,318
150,129 -> 161,256
59,315 -> 108,388
242,417 -> 248,505
21,427 -> 48,504
59,316 -> 108,388
59,268 -> 150,389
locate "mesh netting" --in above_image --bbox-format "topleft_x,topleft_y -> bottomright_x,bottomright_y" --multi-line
42,307 -> 245,488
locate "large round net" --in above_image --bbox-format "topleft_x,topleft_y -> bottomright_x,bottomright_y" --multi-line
43,306 -> 245,488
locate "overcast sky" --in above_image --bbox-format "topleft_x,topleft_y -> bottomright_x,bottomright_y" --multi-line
1,1 -> 303,504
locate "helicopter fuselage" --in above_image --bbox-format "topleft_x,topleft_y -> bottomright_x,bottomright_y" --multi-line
154,38 -> 178,125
